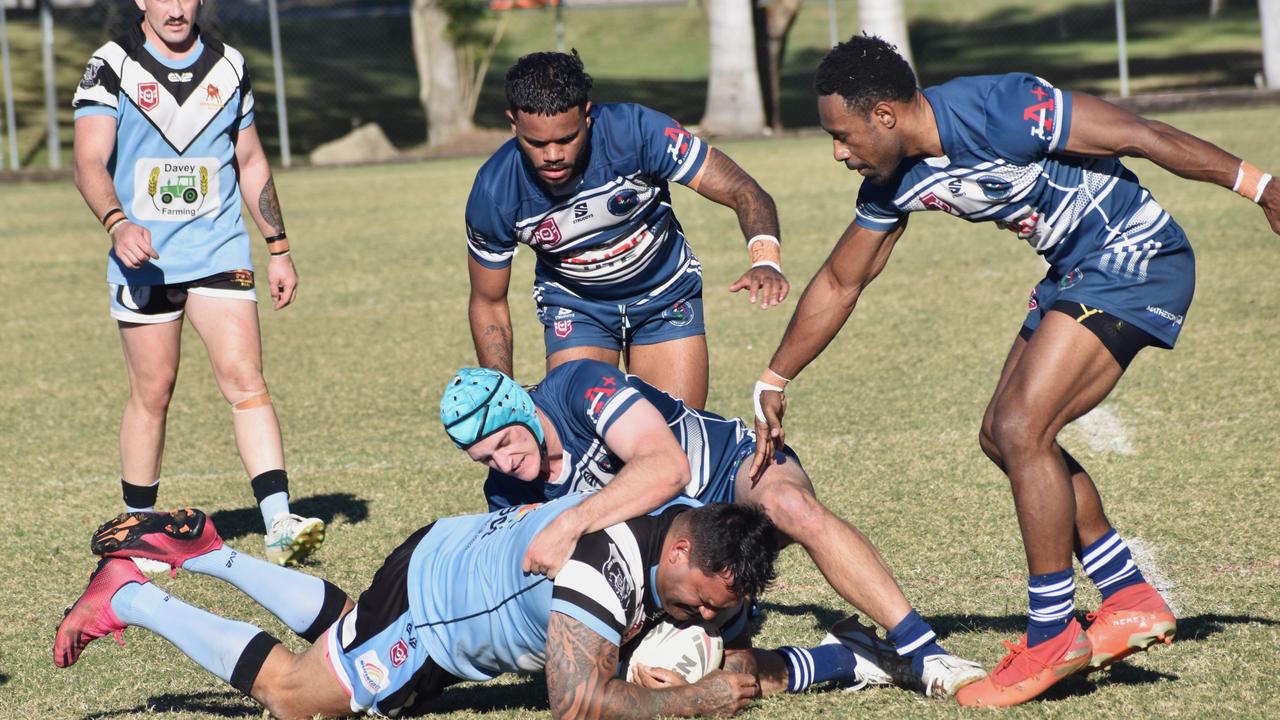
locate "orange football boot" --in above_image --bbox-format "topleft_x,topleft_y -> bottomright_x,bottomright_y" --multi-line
1083,582 -> 1176,671
955,618 -> 1091,707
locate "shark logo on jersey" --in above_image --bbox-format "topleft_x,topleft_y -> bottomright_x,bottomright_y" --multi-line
79,58 -> 105,90
602,543 -> 638,622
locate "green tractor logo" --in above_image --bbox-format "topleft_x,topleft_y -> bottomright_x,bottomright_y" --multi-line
159,175 -> 199,204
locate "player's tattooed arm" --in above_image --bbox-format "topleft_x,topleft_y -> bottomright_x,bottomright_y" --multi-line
479,324 -> 514,378
258,176 -> 286,235
545,613 -> 758,719
687,149 -> 780,241
467,258 -> 515,377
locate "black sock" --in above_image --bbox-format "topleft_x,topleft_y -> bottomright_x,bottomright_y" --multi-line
122,479 -> 159,511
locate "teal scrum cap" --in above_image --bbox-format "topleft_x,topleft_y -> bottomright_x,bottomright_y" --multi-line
440,368 -> 545,450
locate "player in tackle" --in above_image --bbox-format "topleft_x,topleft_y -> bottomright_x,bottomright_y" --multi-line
749,35 -> 1280,706
56,499 -> 781,718
440,361 -> 987,699
466,50 -> 789,409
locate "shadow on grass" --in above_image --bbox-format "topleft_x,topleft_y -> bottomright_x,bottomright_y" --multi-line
0,672 -> 8,686
408,675 -> 546,716
209,492 -> 370,543
80,690 -> 258,719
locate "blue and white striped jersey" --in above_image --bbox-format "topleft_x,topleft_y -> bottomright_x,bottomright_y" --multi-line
410,494 -> 748,681
855,73 -> 1170,273
484,359 -> 753,510
72,24 -> 255,286
466,103 -> 710,301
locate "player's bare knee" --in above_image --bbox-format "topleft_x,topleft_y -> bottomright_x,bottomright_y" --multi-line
989,404 -> 1046,460
129,380 -> 175,416
760,481 -> 824,539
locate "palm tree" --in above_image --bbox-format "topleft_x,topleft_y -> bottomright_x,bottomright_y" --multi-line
701,0 -> 766,136
859,0 -> 914,69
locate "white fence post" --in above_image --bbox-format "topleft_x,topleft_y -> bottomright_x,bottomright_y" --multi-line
0,1 -> 17,170
40,0 -> 60,168
267,0 -> 292,168
1115,0 -> 1130,97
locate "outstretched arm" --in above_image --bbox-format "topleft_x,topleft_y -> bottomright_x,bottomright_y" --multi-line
545,612 -> 759,720
235,122 -> 297,309
749,218 -> 908,479
467,257 -> 515,377
687,148 -> 790,309
1065,92 -> 1280,233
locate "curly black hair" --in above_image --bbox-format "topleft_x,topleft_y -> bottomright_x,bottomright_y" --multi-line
681,503 -> 779,599
814,34 -> 917,114
505,49 -> 593,116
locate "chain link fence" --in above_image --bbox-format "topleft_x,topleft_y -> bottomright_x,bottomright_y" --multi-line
0,0 -> 1269,170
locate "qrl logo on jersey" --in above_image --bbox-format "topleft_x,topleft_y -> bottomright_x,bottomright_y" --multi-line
389,639 -> 409,668
137,82 -> 160,111
554,319 -> 573,338
532,218 -> 562,247
920,192 -> 956,215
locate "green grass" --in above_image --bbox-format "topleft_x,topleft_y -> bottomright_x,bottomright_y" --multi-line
3,104 -> 1280,717
0,0 -> 1265,165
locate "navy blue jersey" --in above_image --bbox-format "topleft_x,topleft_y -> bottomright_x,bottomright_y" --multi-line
72,24 -> 256,286
466,103 -> 710,301
484,360 -> 754,510
856,74 -> 1171,274
406,494 -> 748,682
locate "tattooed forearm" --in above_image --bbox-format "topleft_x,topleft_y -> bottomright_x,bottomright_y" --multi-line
545,613 -> 747,720
479,324 -> 513,377
258,176 -> 286,234
697,150 -> 780,240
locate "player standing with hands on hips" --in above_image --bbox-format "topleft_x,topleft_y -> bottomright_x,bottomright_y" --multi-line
466,50 -> 788,408
71,0 -> 323,566
750,35 -> 1280,706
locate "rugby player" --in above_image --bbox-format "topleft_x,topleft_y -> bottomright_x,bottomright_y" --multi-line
71,0 -> 322,565
56,501 -> 779,718
465,50 -> 789,409
440,362 -> 987,698
749,36 -> 1279,706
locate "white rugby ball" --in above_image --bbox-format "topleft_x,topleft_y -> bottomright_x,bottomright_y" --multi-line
624,620 -> 724,683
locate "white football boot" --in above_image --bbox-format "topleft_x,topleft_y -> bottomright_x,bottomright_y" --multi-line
264,512 -> 325,566
819,615 -> 914,691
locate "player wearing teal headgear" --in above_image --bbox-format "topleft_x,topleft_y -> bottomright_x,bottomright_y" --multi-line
441,368 -> 546,450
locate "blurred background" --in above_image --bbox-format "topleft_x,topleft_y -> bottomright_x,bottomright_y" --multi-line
1,0 -> 1277,170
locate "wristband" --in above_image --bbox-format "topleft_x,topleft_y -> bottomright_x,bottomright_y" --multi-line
263,231 -> 288,243
100,207 -> 124,227
106,218 -> 130,235
752,368 -> 790,423
748,235 -> 782,271
1233,161 -> 1273,204
269,249 -> 291,258
266,239 -> 290,254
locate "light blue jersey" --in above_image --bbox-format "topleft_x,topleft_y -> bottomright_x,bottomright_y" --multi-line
72,23 -> 255,286
855,73 -> 1173,276
326,494 -> 749,714
484,360 -> 758,510
466,103 -> 710,302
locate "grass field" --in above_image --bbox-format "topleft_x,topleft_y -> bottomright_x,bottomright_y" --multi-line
3,104 -> 1280,718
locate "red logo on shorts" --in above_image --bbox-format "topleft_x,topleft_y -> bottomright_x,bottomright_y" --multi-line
554,319 -> 573,338
389,639 -> 408,668
532,218 -> 563,247
138,82 -> 160,111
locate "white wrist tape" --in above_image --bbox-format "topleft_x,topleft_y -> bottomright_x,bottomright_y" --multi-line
751,260 -> 782,273
753,380 -> 785,423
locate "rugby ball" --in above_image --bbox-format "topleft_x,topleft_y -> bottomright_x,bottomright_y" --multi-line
624,620 -> 724,684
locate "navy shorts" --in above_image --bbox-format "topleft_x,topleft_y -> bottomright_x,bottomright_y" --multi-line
534,271 -> 705,356
109,269 -> 256,324
1023,221 -> 1195,350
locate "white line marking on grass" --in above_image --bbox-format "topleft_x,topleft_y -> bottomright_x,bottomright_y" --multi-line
1127,537 -> 1182,615
1072,404 -> 1134,455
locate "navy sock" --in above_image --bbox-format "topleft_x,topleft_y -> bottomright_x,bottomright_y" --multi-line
1027,568 -> 1075,647
773,644 -> 857,692
886,609 -> 944,677
1078,529 -> 1146,600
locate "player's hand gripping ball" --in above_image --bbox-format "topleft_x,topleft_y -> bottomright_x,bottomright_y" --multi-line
624,620 -> 724,683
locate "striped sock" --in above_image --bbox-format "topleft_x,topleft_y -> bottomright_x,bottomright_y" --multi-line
1078,529 -> 1146,601
885,609 -> 944,676
773,644 -> 857,692
1027,569 -> 1075,647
